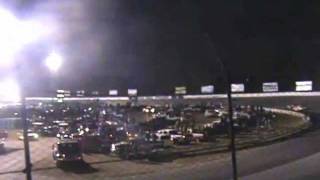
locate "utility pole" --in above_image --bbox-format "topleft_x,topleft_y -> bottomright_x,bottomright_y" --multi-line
21,93 -> 32,180
205,36 -> 239,180
225,70 -> 238,180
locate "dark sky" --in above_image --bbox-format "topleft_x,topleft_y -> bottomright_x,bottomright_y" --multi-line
2,0 -> 320,95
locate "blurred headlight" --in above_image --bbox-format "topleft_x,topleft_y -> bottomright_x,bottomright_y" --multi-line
111,144 -> 116,152
34,134 -> 39,139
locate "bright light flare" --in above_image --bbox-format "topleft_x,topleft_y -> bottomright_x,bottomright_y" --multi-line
0,7 -> 50,68
45,52 -> 63,72
0,78 -> 20,102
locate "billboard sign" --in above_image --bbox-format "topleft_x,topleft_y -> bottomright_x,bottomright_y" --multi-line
76,90 -> 85,97
231,84 -> 245,92
109,90 -> 118,96
128,89 -> 138,96
263,82 -> 278,92
201,85 -> 214,94
175,86 -> 187,95
296,81 -> 312,91
91,91 -> 99,96
56,89 -> 69,102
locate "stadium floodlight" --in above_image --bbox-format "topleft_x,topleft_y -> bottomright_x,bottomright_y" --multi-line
45,52 -> 63,72
0,78 -> 20,102
0,7 -> 49,68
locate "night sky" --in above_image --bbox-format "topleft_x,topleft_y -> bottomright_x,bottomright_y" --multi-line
2,0 -> 320,96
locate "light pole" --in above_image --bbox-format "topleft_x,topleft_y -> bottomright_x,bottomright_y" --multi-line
21,87 -> 32,180
0,6 -> 57,180
204,36 -> 238,179
20,51 -> 63,180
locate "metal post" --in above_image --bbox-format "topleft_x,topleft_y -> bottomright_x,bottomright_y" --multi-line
226,71 -> 238,180
21,95 -> 32,180
187,30 -> 238,179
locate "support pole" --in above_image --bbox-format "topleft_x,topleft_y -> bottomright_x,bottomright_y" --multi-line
22,95 -> 32,180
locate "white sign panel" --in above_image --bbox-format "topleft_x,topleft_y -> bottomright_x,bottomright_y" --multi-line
109,90 -> 118,96
91,91 -> 99,96
263,82 -> 278,92
201,85 -> 214,94
76,90 -> 85,97
128,89 -> 138,96
175,86 -> 187,95
296,81 -> 312,91
231,84 -> 245,92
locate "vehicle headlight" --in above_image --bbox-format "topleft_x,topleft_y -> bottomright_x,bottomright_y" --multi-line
57,134 -> 61,138
34,134 -> 39,139
111,144 -> 116,152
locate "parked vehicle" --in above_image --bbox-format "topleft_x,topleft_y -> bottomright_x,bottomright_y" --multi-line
111,138 -> 164,159
52,140 -> 83,167
155,129 -> 178,140
142,106 -> 155,113
39,125 -> 59,137
56,130 -> 72,140
172,134 -> 193,145
17,130 -> 39,141
0,139 -> 5,153
204,119 -> 222,128
204,109 -> 225,118
170,131 -> 204,143
0,130 -> 8,139
80,135 -> 111,153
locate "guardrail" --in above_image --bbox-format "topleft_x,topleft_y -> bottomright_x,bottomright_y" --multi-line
170,108 -> 312,158
263,107 -> 306,118
25,91 -> 320,102
184,92 -> 320,99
